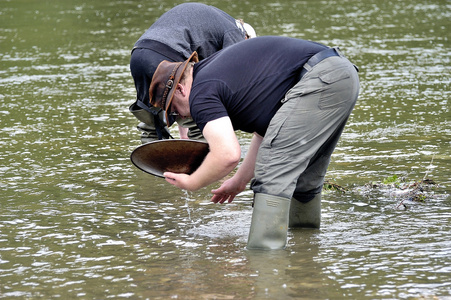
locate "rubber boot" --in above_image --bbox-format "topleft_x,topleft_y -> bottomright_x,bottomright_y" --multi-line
247,193 -> 291,250
288,193 -> 321,228
137,122 -> 159,142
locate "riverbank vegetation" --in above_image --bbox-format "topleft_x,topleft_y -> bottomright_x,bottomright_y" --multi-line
323,175 -> 439,209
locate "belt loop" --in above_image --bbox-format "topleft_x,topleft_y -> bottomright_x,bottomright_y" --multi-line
333,46 -> 343,57
303,63 -> 313,73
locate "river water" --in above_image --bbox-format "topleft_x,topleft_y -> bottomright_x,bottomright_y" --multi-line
1,0 -> 450,299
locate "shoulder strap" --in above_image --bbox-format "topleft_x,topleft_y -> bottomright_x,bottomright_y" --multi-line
134,100 -> 173,140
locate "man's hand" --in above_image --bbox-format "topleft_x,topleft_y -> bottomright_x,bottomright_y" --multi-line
177,125 -> 189,139
211,176 -> 247,204
210,133 -> 263,204
163,172 -> 192,190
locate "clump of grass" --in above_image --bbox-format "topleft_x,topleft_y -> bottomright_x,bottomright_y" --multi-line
397,178 -> 436,203
321,157 -> 439,209
382,174 -> 401,187
394,156 -> 437,209
366,174 -> 407,189
323,180 -> 348,193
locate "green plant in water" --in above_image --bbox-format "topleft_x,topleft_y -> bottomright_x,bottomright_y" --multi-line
382,175 -> 401,187
411,193 -> 427,202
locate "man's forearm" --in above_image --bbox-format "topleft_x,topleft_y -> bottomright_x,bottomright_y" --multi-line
233,133 -> 263,184
188,117 -> 242,190
189,150 -> 239,190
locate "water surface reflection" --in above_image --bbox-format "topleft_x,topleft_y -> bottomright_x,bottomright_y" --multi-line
0,0 -> 449,298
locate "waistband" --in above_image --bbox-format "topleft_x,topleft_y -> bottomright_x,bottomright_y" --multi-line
132,39 -> 185,62
298,47 -> 341,79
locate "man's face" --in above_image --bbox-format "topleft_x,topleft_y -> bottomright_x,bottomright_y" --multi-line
170,86 -> 191,119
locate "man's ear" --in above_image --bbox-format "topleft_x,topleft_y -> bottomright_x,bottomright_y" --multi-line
176,83 -> 184,96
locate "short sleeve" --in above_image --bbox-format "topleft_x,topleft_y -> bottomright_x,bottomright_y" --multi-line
189,80 -> 230,132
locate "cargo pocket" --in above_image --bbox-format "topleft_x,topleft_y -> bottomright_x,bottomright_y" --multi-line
318,66 -> 352,110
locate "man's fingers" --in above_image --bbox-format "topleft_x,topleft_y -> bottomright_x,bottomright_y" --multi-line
211,193 -> 236,204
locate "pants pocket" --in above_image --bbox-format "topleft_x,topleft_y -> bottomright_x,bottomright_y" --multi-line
318,66 -> 353,110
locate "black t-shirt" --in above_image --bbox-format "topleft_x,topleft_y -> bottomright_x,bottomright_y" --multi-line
189,36 -> 327,136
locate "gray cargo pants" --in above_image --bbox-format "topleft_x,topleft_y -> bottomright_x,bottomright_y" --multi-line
251,50 -> 360,202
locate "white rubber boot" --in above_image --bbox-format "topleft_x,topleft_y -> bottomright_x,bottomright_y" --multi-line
288,193 -> 321,228
246,193 -> 291,250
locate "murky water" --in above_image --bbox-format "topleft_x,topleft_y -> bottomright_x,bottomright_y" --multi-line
1,0 -> 450,298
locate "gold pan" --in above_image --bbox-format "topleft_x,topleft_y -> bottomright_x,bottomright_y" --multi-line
130,139 -> 209,178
